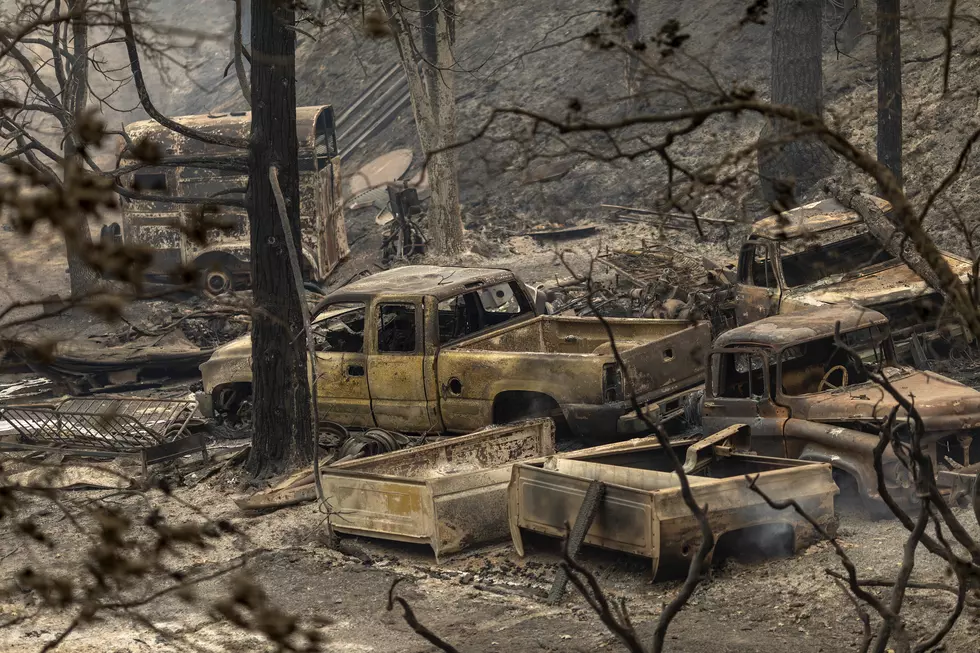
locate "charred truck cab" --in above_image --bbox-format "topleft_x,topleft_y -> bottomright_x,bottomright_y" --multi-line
733,197 -> 973,362
114,106 -> 348,294
702,305 -> 980,509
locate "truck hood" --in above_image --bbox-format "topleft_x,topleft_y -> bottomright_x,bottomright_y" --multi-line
798,369 -> 980,430
206,333 -> 252,360
781,254 -> 971,308
200,334 -> 252,393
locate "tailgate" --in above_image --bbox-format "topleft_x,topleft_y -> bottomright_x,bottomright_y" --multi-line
509,457 -> 837,576
508,462 -> 658,559
620,322 -> 710,397
316,470 -> 432,543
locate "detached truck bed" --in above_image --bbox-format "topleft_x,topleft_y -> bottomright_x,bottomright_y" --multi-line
314,419 -> 555,559
440,316 -> 709,437
508,424 -> 838,577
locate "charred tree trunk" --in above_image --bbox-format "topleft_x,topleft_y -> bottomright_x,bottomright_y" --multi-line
757,0 -> 833,206
383,0 -> 464,257
245,0 -> 313,478
877,0 -> 902,184
64,0 -> 99,298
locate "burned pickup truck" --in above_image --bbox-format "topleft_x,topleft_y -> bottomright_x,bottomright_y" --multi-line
702,304 -> 980,510
201,265 -> 708,437
732,197 -> 973,361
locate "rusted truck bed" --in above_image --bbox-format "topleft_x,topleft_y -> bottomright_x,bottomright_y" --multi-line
316,418 -> 555,559
508,425 -> 838,577
440,316 -> 710,436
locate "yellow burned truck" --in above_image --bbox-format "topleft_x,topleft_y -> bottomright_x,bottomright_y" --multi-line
201,265 -> 710,438
114,106 -> 348,294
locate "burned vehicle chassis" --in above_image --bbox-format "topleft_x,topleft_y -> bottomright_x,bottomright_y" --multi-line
702,305 -> 980,509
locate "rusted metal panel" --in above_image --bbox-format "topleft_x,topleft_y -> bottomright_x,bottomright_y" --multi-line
779,253 -> 972,310
508,426 -> 837,577
314,156 -> 349,277
619,321 -> 709,398
440,316 -> 709,431
715,305 -> 888,348
317,418 -> 555,558
326,265 -> 518,304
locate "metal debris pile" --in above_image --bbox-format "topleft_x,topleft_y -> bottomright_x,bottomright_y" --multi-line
540,243 -> 737,336
100,299 -> 250,350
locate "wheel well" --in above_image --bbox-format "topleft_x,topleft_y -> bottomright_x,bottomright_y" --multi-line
492,391 -> 562,424
212,382 -> 253,414
713,522 -> 796,564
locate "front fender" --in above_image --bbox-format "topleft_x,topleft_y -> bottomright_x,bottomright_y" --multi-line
797,443 -> 877,500
200,335 -> 253,394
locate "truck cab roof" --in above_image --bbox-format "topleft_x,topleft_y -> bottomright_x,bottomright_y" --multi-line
750,196 -> 892,241
326,265 -> 519,303
714,305 -> 888,349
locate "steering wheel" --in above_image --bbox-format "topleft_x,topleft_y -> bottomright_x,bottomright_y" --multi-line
818,365 -> 849,391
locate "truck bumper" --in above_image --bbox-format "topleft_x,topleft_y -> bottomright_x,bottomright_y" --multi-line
563,387 -> 702,438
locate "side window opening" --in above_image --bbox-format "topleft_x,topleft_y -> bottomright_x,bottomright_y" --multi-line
713,351 -> 769,399
312,303 -> 365,353
438,281 -> 532,344
378,304 -> 417,353
314,107 -> 338,168
133,171 -> 168,193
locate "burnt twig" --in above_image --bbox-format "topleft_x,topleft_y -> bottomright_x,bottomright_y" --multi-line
386,578 -> 460,653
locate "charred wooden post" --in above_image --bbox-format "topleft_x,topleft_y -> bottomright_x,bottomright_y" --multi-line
246,0 -> 314,477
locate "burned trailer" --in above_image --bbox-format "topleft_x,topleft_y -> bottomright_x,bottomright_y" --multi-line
114,106 -> 349,294
733,197 -> 973,363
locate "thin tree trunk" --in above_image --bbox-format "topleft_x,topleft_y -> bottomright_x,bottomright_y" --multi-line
877,0 -> 902,184
385,0 -> 463,257
232,0 -> 251,107
246,0 -> 314,478
64,0 -> 98,298
758,0 -> 833,205
624,0 -> 640,113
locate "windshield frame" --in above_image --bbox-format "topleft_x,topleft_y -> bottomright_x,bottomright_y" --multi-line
764,223 -> 896,290
774,324 -> 897,398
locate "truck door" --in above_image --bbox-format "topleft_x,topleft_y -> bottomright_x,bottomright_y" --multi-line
312,107 -> 349,279
701,348 -> 788,457
368,300 -> 437,432
735,241 -> 781,325
311,303 -> 374,428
